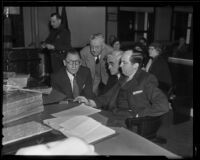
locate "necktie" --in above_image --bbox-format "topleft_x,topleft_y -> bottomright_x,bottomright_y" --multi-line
95,56 -> 100,64
108,77 -> 127,110
73,74 -> 80,98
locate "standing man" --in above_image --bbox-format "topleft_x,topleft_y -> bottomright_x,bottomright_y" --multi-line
51,48 -> 94,100
80,33 -> 113,95
41,12 -> 71,74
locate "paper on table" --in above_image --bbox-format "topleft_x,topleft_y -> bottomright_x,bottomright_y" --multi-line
51,103 -> 101,118
43,117 -> 74,130
58,115 -> 116,144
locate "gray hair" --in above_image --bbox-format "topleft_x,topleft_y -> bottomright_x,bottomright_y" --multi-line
89,33 -> 105,44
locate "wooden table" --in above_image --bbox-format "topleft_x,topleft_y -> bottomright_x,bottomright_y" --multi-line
2,102 -> 180,158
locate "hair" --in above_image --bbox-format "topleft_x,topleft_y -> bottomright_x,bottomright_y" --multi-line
89,33 -> 105,43
149,42 -> 162,54
107,50 -> 123,62
65,48 -> 81,59
111,37 -> 120,47
129,50 -> 144,68
139,37 -> 147,43
50,13 -> 61,20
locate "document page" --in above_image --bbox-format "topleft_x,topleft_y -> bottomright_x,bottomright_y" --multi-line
58,115 -> 116,144
51,103 -> 101,118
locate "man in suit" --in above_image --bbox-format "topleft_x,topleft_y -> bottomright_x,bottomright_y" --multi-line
75,50 -> 169,127
101,50 -> 124,95
51,48 -> 94,100
80,33 -> 113,95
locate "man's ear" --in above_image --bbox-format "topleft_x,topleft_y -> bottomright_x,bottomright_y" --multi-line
133,63 -> 139,69
63,60 -> 66,66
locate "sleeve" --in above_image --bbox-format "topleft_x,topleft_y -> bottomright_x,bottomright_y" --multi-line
139,74 -> 170,117
80,48 -> 88,67
94,83 -> 119,109
51,74 -> 63,94
83,69 -> 95,99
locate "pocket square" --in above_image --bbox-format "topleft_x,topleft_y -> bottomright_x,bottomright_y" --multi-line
132,90 -> 143,95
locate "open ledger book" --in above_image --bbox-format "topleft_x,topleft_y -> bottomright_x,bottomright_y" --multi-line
56,115 -> 116,144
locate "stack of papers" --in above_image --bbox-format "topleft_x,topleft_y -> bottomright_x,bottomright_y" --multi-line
43,103 -> 101,130
51,103 -> 101,117
43,104 -> 114,144
3,121 -> 52,145
45,115 -> 116,144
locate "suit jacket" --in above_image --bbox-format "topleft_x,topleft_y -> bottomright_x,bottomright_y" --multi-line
51,66 -> 95,99
148,55 -> 172,94
116,69 -> 169,117
100,74 -> 119,95
95,75 -> 127,110
80,44 -> 113,85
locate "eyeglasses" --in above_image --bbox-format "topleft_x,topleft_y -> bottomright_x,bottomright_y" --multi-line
66,60 -> 81,66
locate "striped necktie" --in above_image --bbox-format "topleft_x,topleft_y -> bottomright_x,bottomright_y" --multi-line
73,74 -> 80,98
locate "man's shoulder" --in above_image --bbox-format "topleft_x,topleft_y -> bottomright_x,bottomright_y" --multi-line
79,65 -> 90,74
136,69 -> 158,84
104,44 -> 113,53
52,67 -> 66,77
80,45 -> 90,54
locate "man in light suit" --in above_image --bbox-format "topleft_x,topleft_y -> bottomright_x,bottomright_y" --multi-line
80,33 -> 113,95
51,48 -> 94,100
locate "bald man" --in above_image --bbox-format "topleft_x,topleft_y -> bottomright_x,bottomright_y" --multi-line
80,33 -> 113,95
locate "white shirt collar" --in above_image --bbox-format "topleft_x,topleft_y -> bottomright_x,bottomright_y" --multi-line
94,55 -> 101,61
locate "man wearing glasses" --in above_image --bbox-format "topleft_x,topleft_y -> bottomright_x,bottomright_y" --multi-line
50,48 -> 95,100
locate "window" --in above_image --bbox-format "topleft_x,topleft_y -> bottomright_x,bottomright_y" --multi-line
118,8 -> 155,43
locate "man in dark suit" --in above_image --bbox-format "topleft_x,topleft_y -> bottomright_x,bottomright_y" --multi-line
41,13 -> 71,74
51,48 -> 94,100
75,50 -> 169,127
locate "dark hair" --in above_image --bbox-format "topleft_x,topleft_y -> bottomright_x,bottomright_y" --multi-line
149,42 -> 162,54
139,37 -> 147,43
129,50 -> 143,68
65,48 -> 81,59
50,13 -> 61,20
111,37 -> 120,47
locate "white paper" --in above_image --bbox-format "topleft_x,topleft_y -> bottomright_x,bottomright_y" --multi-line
58,115 -> 116,144
51,103 -> 101,118
43,117 -> 73,130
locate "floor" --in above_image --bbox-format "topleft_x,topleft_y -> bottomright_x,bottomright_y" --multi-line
156,109 -> 193,158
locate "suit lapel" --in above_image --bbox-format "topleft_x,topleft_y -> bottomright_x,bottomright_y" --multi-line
60,68 -> 73,94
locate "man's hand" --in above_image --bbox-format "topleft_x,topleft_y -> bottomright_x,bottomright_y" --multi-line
74,96 -> 97,107
16,137 -> 97,155
45,44 -> 55,50
74,96 -> 89,104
